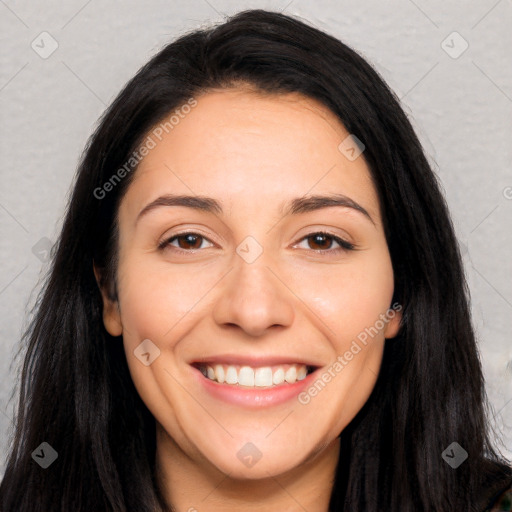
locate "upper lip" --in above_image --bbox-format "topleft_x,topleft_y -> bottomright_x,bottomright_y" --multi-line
190,354 -> 322,368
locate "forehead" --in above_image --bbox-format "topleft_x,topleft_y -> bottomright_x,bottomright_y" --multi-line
120,88 -> 379,224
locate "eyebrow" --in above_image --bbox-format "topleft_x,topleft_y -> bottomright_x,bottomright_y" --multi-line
135,193 -> 375,225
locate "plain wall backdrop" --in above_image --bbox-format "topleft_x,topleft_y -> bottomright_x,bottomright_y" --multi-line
1,0 -> 511,478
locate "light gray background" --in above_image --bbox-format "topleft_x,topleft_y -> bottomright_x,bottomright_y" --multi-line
1,0 -> 511,479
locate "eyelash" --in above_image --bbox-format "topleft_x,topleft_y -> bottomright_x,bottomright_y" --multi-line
157,231 -> 355,255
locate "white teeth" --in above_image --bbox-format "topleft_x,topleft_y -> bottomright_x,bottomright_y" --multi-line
225,366 -> 238,385
214,364 -> 225,383
273,368 -> 285,385
254,367 -> 273,387
285,366 -> 297,383
201,363 -> 311,387
238,366 -> 255,386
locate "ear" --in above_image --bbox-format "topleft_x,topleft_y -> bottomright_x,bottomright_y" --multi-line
383,302 -> 403,339
93,263 -> 123,337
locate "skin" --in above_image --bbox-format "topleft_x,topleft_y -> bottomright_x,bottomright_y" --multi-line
94,87 -> 402,511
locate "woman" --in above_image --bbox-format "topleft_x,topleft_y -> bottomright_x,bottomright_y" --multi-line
1,8 -> 510,512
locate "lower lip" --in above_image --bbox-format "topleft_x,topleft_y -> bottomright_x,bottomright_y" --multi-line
192,366 -> 318,408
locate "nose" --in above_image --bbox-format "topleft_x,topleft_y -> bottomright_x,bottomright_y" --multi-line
212,253 -> 295,338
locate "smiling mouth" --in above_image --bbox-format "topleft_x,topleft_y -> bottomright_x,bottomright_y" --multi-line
193,363 -> 316,388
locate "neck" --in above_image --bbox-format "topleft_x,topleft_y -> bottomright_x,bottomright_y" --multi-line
154,423 -> 340,512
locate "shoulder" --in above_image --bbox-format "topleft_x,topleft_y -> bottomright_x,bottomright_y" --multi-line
484,482 -> 512,511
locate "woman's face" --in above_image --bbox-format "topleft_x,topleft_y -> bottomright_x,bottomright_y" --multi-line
96,88 -> 401,479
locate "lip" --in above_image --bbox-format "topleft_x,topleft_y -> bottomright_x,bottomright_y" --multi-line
190,362 -> 321,408
190,354 -> 322,368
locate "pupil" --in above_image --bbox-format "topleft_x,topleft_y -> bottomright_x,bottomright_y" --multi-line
312,234 -> 330,249
181,234 -> 199,249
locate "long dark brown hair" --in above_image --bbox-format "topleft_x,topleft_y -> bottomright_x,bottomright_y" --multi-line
1,8 -> 510,512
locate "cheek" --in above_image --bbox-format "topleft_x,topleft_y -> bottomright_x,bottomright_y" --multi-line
295,252 -> 395,344
115,257 -> 222,342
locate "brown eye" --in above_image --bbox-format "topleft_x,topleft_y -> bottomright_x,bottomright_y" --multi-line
158,233 -> 214,251
175,234 -> 203,249
296,232 -> 355,253
308,233 -> 334,250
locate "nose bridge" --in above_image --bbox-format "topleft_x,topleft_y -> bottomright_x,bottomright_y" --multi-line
234,249 -> 275,297
212,241 -> 295,336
